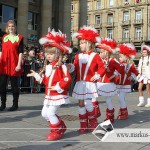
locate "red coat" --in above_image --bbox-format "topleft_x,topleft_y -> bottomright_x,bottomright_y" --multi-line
74,52 -> 105,82
1,34 -> 23,76
98,58 -> 124,83
116,62 -> 139,85
0,56 -> 2,75
41,63 -> 72,96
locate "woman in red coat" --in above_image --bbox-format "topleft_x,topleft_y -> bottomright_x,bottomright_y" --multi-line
0,20 -> 23,111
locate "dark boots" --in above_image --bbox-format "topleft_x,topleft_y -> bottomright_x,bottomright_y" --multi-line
0,93 -> 6,111
8,93 -> 19,111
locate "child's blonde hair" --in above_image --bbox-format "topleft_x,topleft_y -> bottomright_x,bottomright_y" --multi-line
42,46 -> 63,72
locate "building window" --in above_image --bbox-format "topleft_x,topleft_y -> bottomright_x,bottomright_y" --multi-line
28,0 -> 36,3
123,28 -> 129,39
135,10 -> 142,21
71,3 -> 74,12
135,27 -> 141,40
95,15 -> 101,24
124,0 -> 129,5
109,0 -> 113,7
148,26 -> 150,40
71,18 -> 73,28
87,2 -> 90,11
87,15 -> 89,25
96,0 -> 101,9
123,11 -> 129,21
2,5 -> 16,24
0,4 -> 2,23
28,12 -> 38,31
107,29 -> 113,39
108,14 -> 113,25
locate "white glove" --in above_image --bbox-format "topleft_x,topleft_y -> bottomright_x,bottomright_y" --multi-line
54,82 -> 64,93
94,72 -> 100,80
67,63 -> 75,73
136,74 -> 141,81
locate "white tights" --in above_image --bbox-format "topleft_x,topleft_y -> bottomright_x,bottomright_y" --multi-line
41,105 -> 60,124
105,96 -> 114,110
118,92 -> 127,108
78,99 -> 94,115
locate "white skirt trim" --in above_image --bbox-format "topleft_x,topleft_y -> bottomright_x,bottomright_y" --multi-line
138,75 -> 150,84
116,85 -> 131,93
72,81 -> 98,100
97,82 -> 117,96
44,95 -> 70,106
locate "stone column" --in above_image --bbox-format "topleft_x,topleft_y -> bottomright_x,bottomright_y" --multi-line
79,0 -> 87,28
40,0 -> 52,35
17,0 -> 29,44
62,0 -> 71,41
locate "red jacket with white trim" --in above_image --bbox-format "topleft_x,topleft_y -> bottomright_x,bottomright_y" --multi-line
73,51 -> 106,82
98,57 -> 124,83
36,61 -> 72,96
115,62 -> 138,85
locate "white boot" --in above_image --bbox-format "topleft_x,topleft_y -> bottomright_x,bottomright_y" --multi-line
137,96 -> 145,107
145,98 -> 150,107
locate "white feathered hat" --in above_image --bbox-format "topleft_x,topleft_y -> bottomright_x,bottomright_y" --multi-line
118,43 -> 136,59
39,28 -> 72,54
72,25 -> 101,43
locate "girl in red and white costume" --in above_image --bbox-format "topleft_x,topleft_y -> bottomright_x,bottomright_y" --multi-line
137,44 -> 150,107
96,38 -> 124,123
27,28 -> 72,141
116,43 -> 138,119
72,26 -> 105,134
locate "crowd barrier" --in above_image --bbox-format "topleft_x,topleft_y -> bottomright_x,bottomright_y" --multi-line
20,61 -> 45,93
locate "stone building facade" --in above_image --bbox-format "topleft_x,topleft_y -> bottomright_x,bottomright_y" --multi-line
0,0 -> 71,44
71,0 -> 150,51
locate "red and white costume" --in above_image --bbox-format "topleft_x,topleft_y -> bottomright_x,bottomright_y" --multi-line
137,44 -> 150,107
73,51 -> 105,99
97,57 -> 123,96
116,62 -> 138,92
116,43 -> 138,120
36,28 -> 72,141
72,26 -> 105,134
34,61 -> 72,105
96,38 -> 124,123
137,45 -> 150,84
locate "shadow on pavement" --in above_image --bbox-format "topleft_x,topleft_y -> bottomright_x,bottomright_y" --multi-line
6,141 -> 80,150
113,109 -> 150,128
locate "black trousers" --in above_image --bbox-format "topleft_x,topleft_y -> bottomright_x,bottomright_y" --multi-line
0,74 -> 19,106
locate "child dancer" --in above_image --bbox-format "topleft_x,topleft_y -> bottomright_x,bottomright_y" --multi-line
27,28 -> 72,141
96,38 -> 124,123
137,44 -> 150,107
72,26 -> 105,134
116,43 -> 138,119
